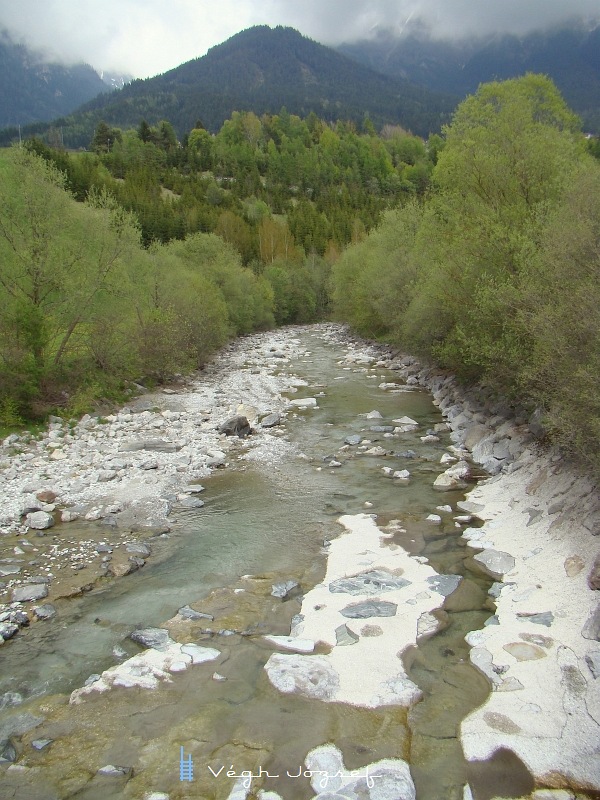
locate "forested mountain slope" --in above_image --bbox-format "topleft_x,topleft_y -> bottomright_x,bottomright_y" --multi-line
1,26 -> 456,148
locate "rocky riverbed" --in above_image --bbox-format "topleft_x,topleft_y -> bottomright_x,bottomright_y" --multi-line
0,330 -> 310,635
0,323 -> 599,800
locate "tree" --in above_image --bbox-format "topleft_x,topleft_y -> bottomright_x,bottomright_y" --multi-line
403,74 -> 586,378
0,148 -> 139,409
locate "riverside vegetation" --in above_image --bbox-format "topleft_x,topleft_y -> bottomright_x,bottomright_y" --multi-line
0,73 -> 599,475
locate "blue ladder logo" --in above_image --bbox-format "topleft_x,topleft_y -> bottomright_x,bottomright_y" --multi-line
180,746 -> 194,782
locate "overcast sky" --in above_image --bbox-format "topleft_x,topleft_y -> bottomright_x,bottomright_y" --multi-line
2,0 -> 599,78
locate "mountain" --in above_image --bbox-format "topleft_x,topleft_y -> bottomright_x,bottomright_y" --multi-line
2,25 -> 457,148
338,21 -> 600,132
0,29 -> 113,129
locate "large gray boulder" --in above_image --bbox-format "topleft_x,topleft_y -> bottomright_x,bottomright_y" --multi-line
218,415 -> 251,438
25,511 -> 54,530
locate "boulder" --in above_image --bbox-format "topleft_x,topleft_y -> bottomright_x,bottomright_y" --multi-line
463,424 -> 490,450
433,473 -> 467,492
218,416 -> 251,438
129,627 -> 173,650
472,550 -> 516,579
25,511 -> 54,530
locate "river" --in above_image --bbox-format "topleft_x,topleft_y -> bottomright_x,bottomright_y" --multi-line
0,325 -> 497,800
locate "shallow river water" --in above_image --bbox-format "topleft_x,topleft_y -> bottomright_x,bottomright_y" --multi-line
0,328 -> 496,800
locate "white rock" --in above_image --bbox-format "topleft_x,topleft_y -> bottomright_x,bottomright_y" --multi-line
290,398 -> 317,408
263,636 -> 315,653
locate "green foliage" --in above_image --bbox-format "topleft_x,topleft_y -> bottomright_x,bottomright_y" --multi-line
331,74 -> 600,473
0,397 -> 24,428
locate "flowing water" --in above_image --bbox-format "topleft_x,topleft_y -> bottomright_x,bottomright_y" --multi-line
0,328 -> 496,800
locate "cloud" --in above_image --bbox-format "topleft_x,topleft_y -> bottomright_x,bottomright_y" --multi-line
266,0 -> 600,42
1,0 -> 599,78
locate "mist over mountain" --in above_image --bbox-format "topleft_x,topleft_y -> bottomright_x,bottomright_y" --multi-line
338,20 -> 600,131
0,30 -> 126,128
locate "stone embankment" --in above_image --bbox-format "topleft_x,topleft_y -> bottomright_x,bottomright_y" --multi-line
370,341 -> 600,796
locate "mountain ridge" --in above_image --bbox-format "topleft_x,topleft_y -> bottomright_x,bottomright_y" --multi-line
1,26 -> 457,147
338,21 -> 600,131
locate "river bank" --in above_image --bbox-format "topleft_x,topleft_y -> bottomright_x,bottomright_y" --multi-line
372,340 -> 600,797
0,323 -> 598,800
0,329 -> 309,632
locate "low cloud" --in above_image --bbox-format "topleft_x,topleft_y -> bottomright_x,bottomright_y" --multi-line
1,0 -> 599,78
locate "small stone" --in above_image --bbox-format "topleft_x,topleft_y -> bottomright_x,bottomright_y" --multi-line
363,446 -> 387,457
393,416 -> 418,426
426,574 -> 462,596
340,600 -> 397,619
178,605 -> 214,621
516,611 -> 554,627
426,514 -> 442,524
503,642 -> 547,661
178,496 -> 205,509
35,490 -> 57,503
12,584 -> 48,603
33,604 -> 56,620
0,623 -> 19,641
344,434 -> 362,446
290,398 -> 317,408
260,413 -> 281,428
263,636 -> 315,653
329,570 -> 410,595
585,650 -> 600,679
335,624 -> 359,646
97,764 -> 133,778
0,740 -> 17,763
31,739 -> 52,750
212,672 -> 227,681
360,624 -> 383,637
271,580 -> 299,599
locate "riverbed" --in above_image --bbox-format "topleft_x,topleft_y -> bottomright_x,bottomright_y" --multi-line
0,324 -> 598,800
